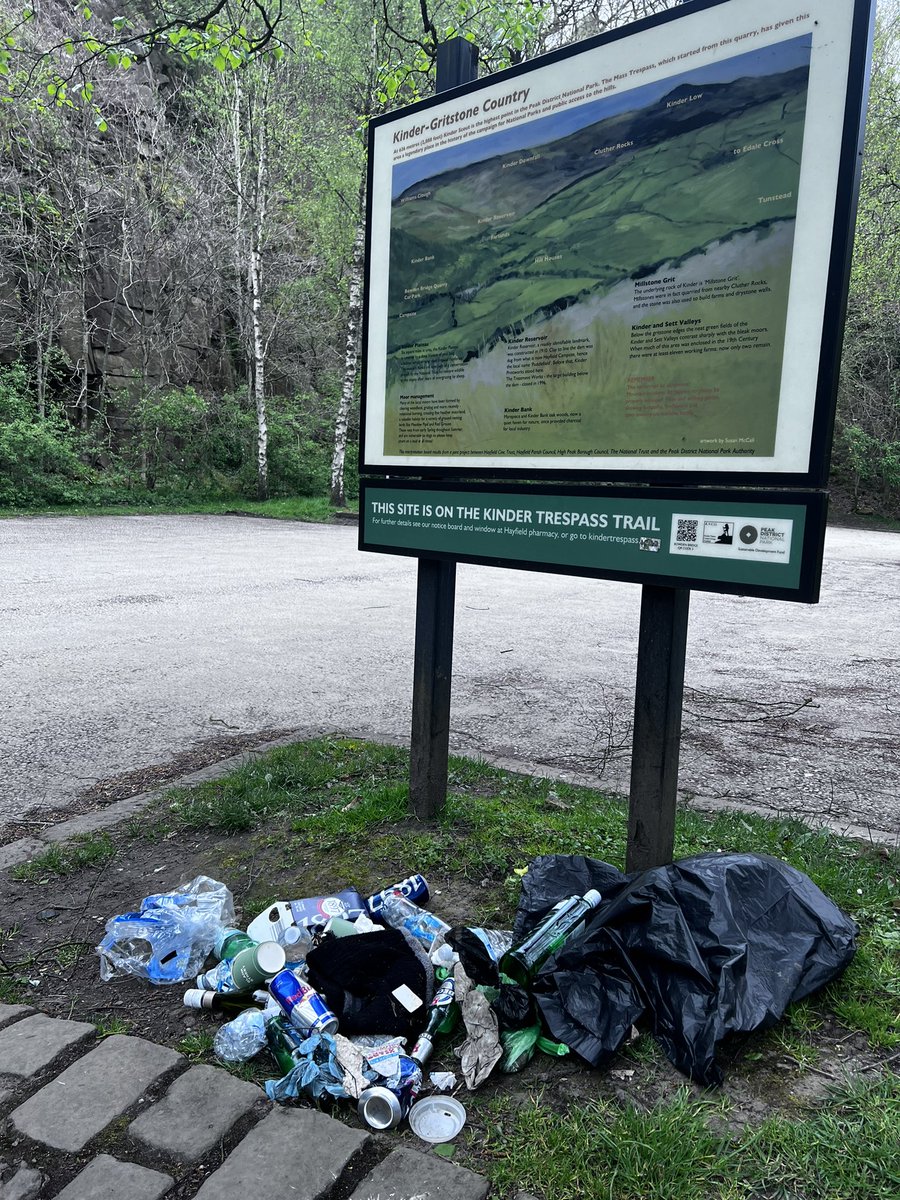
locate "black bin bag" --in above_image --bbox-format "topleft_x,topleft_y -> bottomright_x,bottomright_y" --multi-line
518,852 -> 857,1086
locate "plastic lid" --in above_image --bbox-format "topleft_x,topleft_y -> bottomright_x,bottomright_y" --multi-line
408,1096 -> 467,1143
257,942 -> 287,974
584,889 -> 603,907
282,926 -> 303,945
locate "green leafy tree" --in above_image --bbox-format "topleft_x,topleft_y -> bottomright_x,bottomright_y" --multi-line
836,0 -> 900,508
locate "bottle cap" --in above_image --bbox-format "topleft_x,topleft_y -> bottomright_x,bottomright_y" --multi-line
584,889 -> 602,907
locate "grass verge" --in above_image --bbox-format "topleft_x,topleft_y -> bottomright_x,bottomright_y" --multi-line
481,1073 -> 900,1199
0,495 -> 357,522
7,736 -> 899,1199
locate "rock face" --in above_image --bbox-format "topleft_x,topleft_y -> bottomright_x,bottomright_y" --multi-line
0,36 -> 234,398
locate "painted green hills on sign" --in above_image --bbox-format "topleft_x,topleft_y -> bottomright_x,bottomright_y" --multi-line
387,64 -> 808,369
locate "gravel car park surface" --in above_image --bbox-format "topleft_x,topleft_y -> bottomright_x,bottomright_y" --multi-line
1,513 -> 898,839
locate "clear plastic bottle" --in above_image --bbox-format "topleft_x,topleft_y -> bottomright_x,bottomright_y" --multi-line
499,890 -> 602,986
380,894 -> 450,951
213,1008 -> 267,1063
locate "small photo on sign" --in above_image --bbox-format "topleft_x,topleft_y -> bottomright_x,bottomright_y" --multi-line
639,537 -> 661,552
702,521 -> 734,546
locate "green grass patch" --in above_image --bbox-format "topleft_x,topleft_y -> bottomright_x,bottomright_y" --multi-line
481,1075 -> 900,1199
481,1089 -> 736,1200
739,1073 -> 900,1199
94,1015 -> 133,1038
151,736 -> 900,1048
11,832 -> 117,882
176,1030 -> 216,1061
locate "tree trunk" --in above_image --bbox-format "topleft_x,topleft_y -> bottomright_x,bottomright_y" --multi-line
250,241 -> 268,500
77,224 -> 91,431
250,110 -> 268,501
34,333 -> 45,420
330,180 -> 366,509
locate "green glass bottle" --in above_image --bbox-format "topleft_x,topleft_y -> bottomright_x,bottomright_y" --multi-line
265,1014 -> 306,1075
182,988 -> 268,1014
410,977 -> 459,1065
499,890 -> 603,987
214,928 -> 258,960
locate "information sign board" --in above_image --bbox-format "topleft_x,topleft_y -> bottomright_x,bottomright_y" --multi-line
360,482 -> 827,602
361,0 -> 873,487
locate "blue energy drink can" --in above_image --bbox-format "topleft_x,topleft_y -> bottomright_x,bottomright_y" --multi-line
366,874 -> 429,916
268,968 -> 339,1035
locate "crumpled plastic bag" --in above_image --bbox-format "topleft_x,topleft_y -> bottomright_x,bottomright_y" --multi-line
443,926 -> 512,986
214,1009 -> 267,1063
265,1030 -> 350,1102
500,1023 -> 570,1073
519,852 -> 857,1086
97,876 -> 235,984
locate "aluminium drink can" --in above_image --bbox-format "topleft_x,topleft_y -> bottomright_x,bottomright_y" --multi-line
365,873 -> 429,916
357,1054 -> 422,1129
268,968 -> 339,1035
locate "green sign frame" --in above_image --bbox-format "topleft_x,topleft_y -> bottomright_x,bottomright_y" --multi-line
360,481 -> 827,602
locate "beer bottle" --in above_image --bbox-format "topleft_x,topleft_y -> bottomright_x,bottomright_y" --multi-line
410,977 -> 458,1065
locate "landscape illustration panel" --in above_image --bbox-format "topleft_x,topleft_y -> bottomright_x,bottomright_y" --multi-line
384,34 -> 811,460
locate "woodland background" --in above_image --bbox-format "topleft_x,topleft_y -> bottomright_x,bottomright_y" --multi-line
1,0 -> 898,515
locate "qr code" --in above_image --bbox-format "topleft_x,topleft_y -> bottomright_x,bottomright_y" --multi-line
676,519 -> 699,544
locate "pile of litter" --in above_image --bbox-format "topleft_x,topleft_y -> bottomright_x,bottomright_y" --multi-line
95,853 -> 858,1141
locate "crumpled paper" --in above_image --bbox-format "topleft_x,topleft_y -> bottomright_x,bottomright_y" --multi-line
453,963 -> 503,1088
334,1035 -> 371,1099
429,1071 -> 457,1092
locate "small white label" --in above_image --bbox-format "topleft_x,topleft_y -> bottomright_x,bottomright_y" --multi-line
392,984 -> 424,1012
670,514 -> 793,563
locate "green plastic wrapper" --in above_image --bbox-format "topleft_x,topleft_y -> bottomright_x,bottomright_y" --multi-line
499,1023 -> 569,1073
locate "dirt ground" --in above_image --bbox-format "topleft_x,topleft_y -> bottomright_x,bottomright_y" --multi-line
0,810 -> 891,1168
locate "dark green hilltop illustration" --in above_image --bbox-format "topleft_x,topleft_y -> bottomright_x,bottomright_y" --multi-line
384,35 -> 811,459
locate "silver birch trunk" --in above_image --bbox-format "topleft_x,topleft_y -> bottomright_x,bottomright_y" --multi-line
231,77 -> 248,392
78,225 -> 90,431
34,328 -> 45,420
250,110 -> 268,501
330,182 -> 366,508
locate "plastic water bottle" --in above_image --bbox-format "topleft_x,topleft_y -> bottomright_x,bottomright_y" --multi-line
499,890 -> 603,986
380,894 -> 450,951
